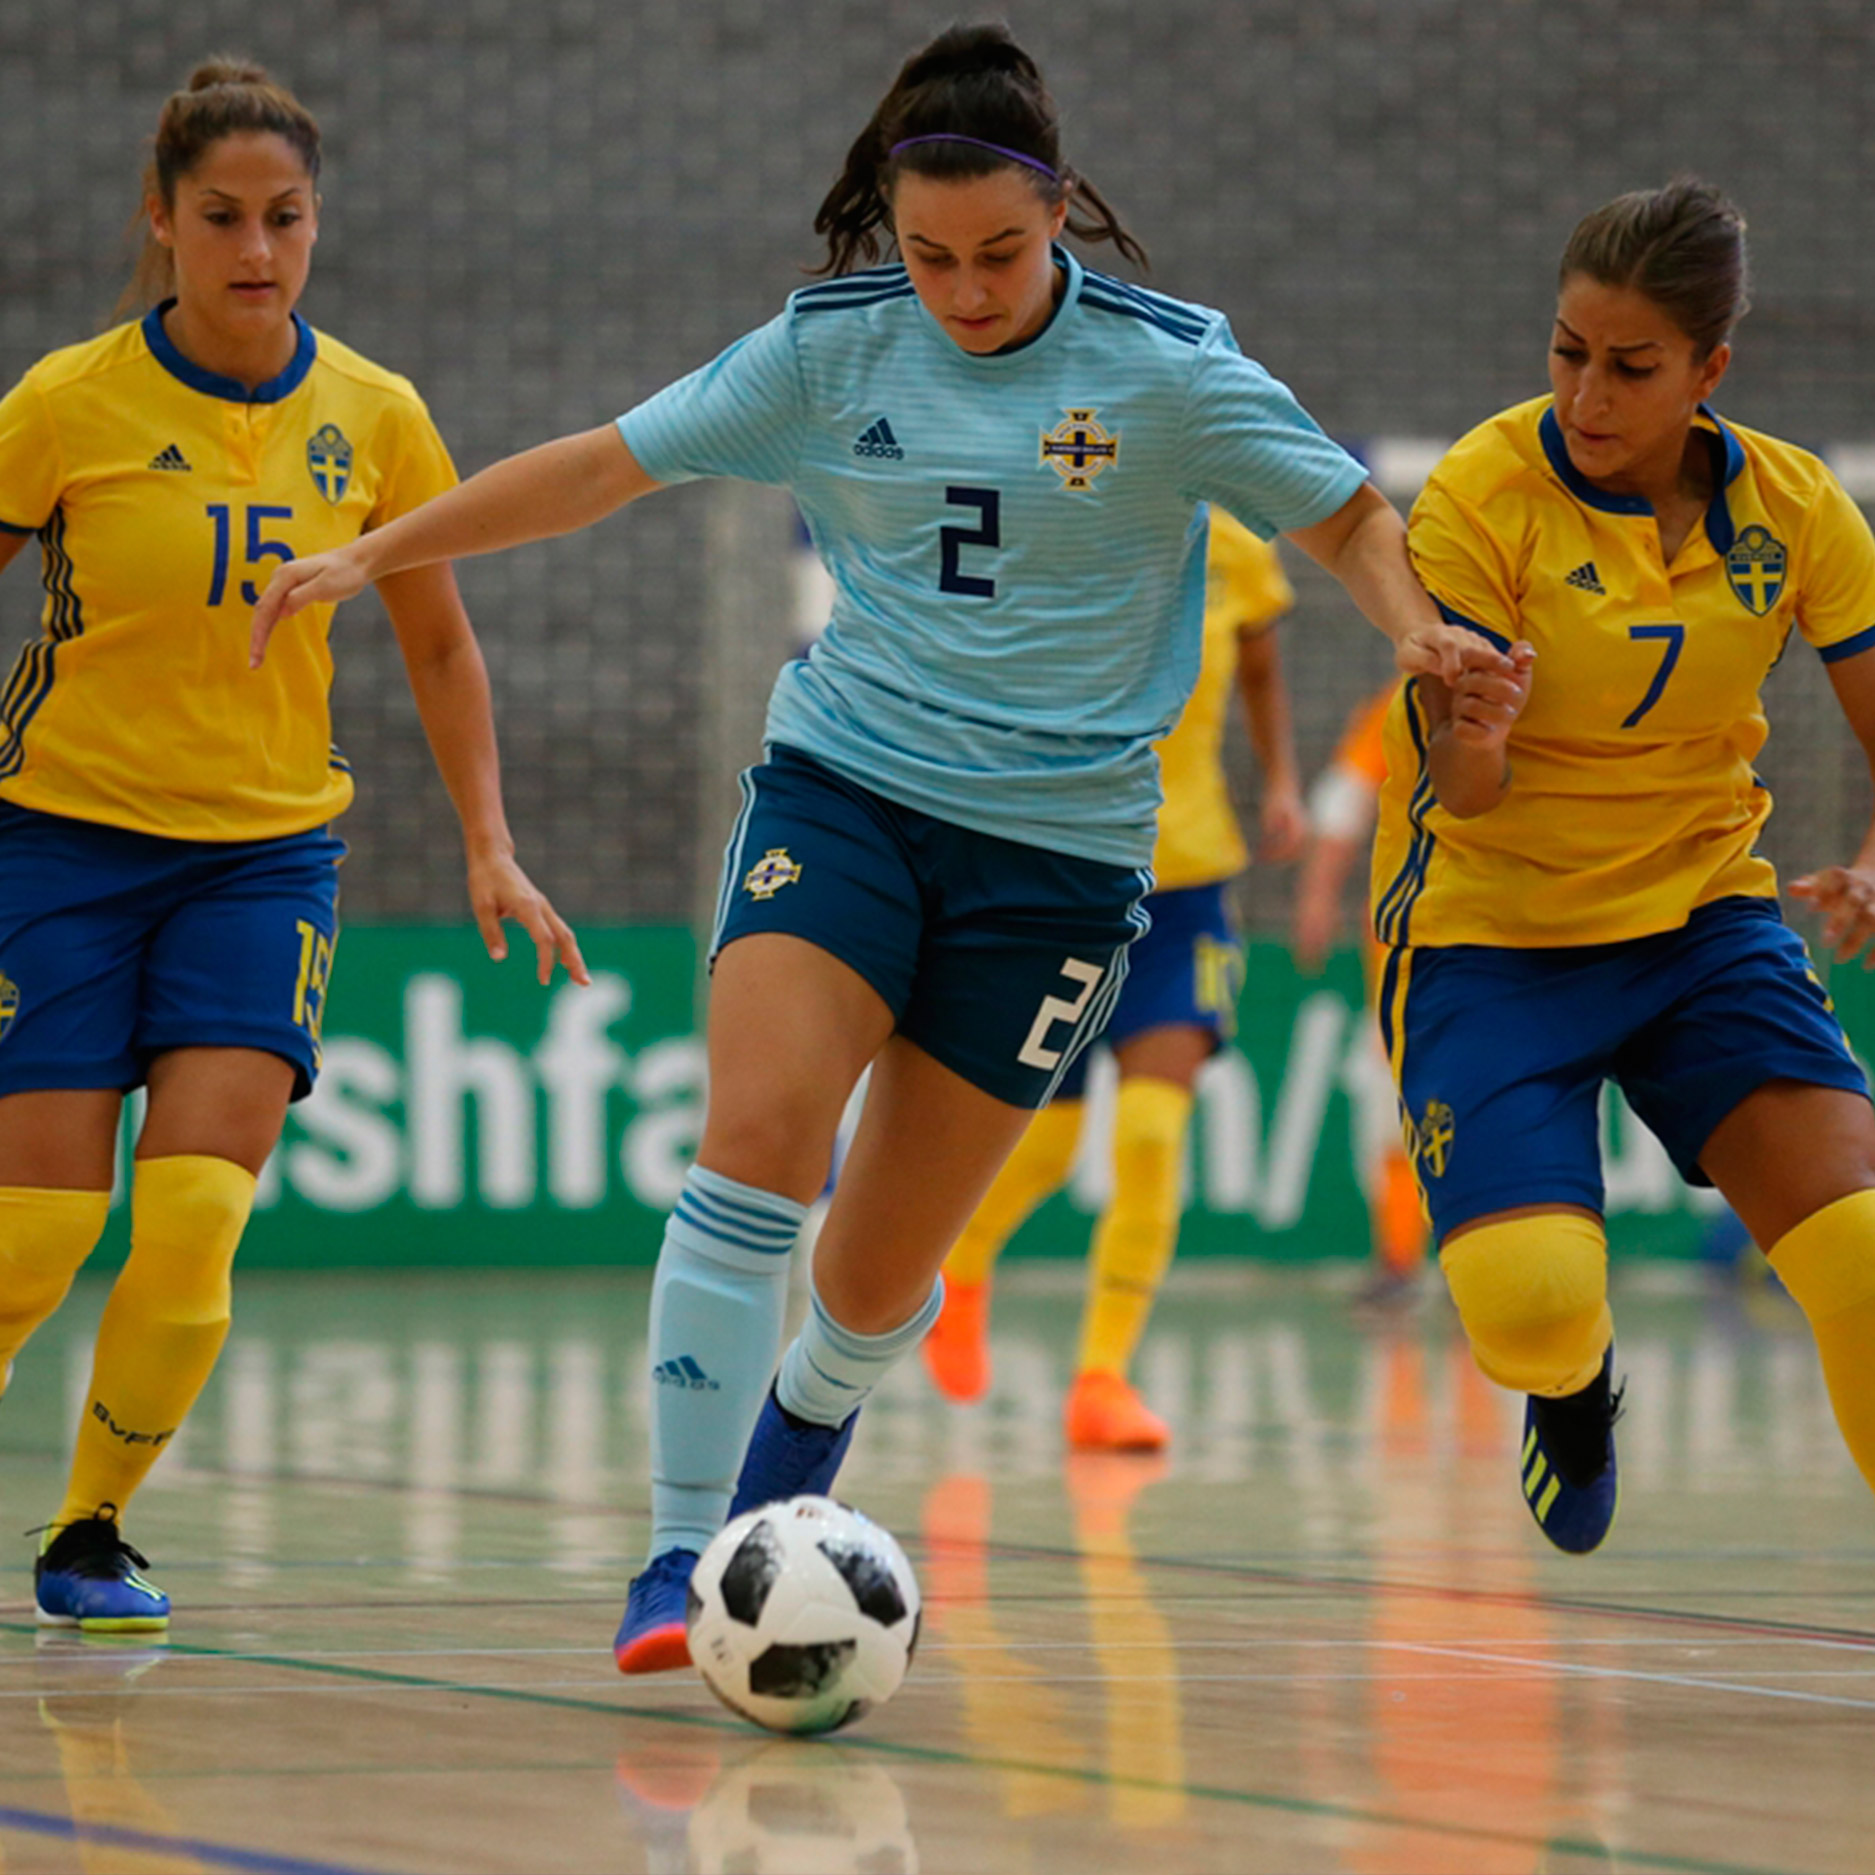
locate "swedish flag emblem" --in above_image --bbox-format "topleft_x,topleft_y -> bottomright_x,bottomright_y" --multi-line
1726,524 -> 1786,616
307,423 -> 353,504
1415,1099 -> 1455,1179
0,971 -> 17,1042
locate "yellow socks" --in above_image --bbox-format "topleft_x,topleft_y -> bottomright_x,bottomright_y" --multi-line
1076,1078 -> 1193,1378
945,1099 -> 1085,1286
1770,1189 -> 1875,1493
55,1155 -> 255,1529
0,1186 -> 111,1396
1439,1211 -> 1612,1397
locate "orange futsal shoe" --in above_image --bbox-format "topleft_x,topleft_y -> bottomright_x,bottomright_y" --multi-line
922,1279 -> 991,1402
1063,1371 -> 1170,1453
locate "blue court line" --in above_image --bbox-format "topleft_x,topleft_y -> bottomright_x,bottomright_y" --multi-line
0,1803 -> 392,1875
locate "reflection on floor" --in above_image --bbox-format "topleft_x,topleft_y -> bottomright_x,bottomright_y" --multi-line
2,1260 -> 1872,1874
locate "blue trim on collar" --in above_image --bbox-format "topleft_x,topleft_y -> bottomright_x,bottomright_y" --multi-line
1539,401 -> 1749,553
1537,407 -> 1652,515
141,301 -> 316,404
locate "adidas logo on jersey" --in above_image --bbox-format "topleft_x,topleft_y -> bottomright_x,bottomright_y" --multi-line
148,444 -> 192,472
852,417 -> 904,460
1564,561 -> 1605,595
652,1355 -> 721,1392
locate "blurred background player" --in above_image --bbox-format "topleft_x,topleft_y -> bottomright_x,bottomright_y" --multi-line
0,59 -> 580,1632
1291,684 -> 1430,1306
921,509 -> 1304,1448
250,24 -> 1483,1672
1381,178 -> 1875,1555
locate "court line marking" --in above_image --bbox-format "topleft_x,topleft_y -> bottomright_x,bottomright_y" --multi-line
0,1803 -> 391,1875
0,1621 -> 1802,1875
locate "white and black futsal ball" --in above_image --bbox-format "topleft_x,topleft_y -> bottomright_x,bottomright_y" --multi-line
686,1496 -> 921,1735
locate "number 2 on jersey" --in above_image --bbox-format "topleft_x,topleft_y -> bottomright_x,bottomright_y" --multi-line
1621,622 -> 1685,727
940,486 -> 1000,599
207,503 -> 296,607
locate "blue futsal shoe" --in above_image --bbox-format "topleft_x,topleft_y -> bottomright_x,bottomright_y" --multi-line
1520,1347 -> 1624,1555
34,1507 -> 170,1633
614,1547 -> 700,1675
726,1385 -> 858,1520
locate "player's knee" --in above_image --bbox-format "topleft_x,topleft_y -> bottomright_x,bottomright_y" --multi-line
0,1187 -> 111,1334
1109,1078 -> 1194,1190
120,1156 -> 258,1325
1440,1211 -> 1610,1397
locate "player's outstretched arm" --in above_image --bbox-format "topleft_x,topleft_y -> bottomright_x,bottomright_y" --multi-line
250,425 -> 660,667
1283,483 -> 1505,686
1792,649 -> 1875,967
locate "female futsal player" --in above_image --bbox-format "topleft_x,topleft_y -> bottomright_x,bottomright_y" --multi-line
251,23 -> 1492,1669
1376,177 -> 1875,1552
0,59 -> 582,1630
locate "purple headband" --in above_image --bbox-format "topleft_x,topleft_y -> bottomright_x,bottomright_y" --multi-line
888,133 -> 1058,180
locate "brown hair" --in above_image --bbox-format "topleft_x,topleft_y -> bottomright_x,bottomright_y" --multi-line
813,23 -> 1147,277
117,57 -> 322,319
1559,177 -> 1749,358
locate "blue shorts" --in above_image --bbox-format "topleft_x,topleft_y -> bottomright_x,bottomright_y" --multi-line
1053,881 -> 1242,1101
1381,895 -> 1871,1241
711,746 -> 1150,1108
0,804 -> 343,1102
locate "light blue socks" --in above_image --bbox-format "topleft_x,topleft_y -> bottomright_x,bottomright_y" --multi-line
647,1165 -> 804,1559
776,1279 -> 945,1428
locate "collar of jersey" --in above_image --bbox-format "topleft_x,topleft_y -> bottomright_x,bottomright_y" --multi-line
1539,401 -> 1747,552
916,246 -> 1081,368
142,301 -> 317,404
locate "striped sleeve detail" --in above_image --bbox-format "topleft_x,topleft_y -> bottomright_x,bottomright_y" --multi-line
0,508 -> 83,781
1819,623 -> 1875,665
1373,680 -> 1438,946
1079,278 -> 1207,346
794,268 -> 916,316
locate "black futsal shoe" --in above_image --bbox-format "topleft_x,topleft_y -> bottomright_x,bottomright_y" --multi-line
1520,1347 -> 1624,1555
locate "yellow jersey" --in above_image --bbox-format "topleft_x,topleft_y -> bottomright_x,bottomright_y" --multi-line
0,305 -> 456,841
1374,396 -> 1875,948
1151,508 -> 1294,890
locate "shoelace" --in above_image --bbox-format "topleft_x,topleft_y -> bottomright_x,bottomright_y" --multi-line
28,1503 -> 152,1578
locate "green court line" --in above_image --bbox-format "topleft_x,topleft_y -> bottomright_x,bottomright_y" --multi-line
0,1621 -> 1798,1875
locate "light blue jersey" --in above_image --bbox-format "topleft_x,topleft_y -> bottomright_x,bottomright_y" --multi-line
619,247 -> 1366,867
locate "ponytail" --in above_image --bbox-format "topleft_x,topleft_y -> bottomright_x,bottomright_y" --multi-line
117,57 -> 322,320
813,23 -> 1147,277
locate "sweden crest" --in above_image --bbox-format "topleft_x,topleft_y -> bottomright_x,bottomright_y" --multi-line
1414,1098 -> 1455,1179
0,971 -> 16,1042
307,423 -> 353,504
743,848 -> 803,900
1725,524 -> 1786,616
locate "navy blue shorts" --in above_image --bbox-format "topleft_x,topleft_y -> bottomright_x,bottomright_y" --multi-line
1381,895 -> 1871,1241
1053,880 -> 1242,1101
710,746 -> 1150,1108
0,804 -> 343,1102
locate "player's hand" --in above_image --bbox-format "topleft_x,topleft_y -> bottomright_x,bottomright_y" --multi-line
467,850 -> 591,986
1258,784 -> 1307,864
1291,878 -> 1338,976
250,548 -> 372,668
1790,863 -> 1875,968
1446,641 -> 1535,750
1394,620 -> 1509,684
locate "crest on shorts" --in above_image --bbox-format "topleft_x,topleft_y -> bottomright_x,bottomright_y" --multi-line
307,423 -> 353,504
743,848 -> 803,901
1414,1098 -> 1455,1179
0,971 -> 17,1043
1725,524 -> 1786,616
1039,408 -> 1120,491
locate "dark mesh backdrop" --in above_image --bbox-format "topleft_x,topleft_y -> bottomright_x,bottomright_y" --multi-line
3,1 -> 1869,932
